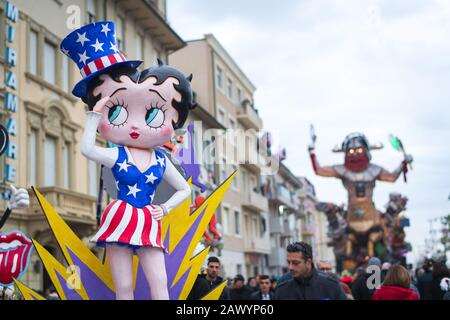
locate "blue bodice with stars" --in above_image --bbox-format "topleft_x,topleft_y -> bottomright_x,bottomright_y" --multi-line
111,147 -> 166,208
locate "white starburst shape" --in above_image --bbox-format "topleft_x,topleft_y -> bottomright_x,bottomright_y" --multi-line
91,38 -> 104,52
61,47 -> 69,56
145,172 -> 158,184
76,32 -> 90,46
101,23 -> 111,37
156,156 -> 165,167
110,41 -> 118,52
78,50 -> 89,65
127,183 -> 141,198
117,159 -> 131,172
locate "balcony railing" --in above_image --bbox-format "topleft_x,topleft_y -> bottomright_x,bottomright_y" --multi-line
29,186 -> 97,223
237,102 -> 263,130
244,237 -> 271,254
269,216 -> 283,234
282,220 -> 296,238
241,146 -> 262,173
242,190 -> 269,212
268,184 -> 296,209
268,248 -> 287,267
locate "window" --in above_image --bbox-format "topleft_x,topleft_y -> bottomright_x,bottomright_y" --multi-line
63,143 -> 70,189
28,129 -> 38,186
27,105 -> 76,189
261,217 -> 267,235
29,30 -> 38,75
220,155 -> 228,183
216,66 -> 223,88
43,41 -> 56,85
227,78 -> 233,98
61,54 -> 69,92
222,206 -> 229,234
88,160 -> 98,196
252,216 -> 258,237
0,5 -> 5,58
231,164 -> 238,189
217,107 -> 225,125
86,0 -> 97,24
44,136 -> 57,186
237,88 -> 242,103
136,34 -> 144,60
116,16 -> 125,51
234,210 -> 240,235
229,118 -> 235,130
220,164 -> 227,184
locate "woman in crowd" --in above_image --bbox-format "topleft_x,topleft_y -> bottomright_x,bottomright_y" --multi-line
372,264 -> 419,300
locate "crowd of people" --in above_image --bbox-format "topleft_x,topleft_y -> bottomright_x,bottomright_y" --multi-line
189,242 -> 450,300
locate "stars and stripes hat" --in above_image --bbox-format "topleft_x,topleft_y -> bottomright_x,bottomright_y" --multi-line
60,21 -> 142,98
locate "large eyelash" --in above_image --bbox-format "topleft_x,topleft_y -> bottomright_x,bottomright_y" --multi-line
144,102 -> 168,130
105,98 -> 129,110
106,98 -> 129,128
145,101 -> 167,112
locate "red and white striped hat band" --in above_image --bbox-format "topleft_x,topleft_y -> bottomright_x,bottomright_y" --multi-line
80,52 -> 127,78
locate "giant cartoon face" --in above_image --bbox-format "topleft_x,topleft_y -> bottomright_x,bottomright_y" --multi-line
93,74 -> 182,149
341,133 -> 372,172
0,231 -> 33,286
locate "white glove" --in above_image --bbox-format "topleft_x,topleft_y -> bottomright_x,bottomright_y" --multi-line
7,185 -> 30,210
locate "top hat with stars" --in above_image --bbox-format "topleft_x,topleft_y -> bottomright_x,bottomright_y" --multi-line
60,21 -> 142,98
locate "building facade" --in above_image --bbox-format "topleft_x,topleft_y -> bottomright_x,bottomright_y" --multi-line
170,34 -> 271,279
297,177 -> 335,267
0,0 -> 184,292
263,162 -> 303,277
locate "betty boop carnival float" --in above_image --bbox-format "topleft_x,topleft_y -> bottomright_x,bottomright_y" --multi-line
61,21 -> 194,300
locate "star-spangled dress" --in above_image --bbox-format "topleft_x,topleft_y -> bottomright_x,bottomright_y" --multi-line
81,111 -> 191,252
91,146 -> 167,250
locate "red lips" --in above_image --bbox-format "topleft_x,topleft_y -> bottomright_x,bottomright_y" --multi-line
0,231 -> 33,286
130,132 -> 140,139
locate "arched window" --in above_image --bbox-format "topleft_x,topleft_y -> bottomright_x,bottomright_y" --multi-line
26,100 -> 78,189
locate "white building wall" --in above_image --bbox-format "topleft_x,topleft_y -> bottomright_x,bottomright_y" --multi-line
220,249 -> 246,279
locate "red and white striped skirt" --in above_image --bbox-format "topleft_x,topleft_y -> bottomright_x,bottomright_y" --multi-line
91,199 -> 165,250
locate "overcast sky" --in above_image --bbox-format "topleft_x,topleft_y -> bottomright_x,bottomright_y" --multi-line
168,0 -> 450,264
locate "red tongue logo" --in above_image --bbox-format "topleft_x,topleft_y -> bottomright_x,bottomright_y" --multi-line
0,231 -> 34,286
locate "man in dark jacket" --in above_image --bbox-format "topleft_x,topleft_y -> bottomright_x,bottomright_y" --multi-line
187,276 -> 210,300
189,256 -> 230,299
274,242 -> 347,300
250,275 -> 275,300
417,260 -> 434,300
351,257 -> 381,300
229,274 -> 253,300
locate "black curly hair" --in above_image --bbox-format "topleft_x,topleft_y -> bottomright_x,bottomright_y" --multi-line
287,242 -> 313,262
81,59 -> 195,129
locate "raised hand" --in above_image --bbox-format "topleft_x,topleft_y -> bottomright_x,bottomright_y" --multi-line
404,154 -> 413,164
93,96 -> 110,114
7,185 -> 30,210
